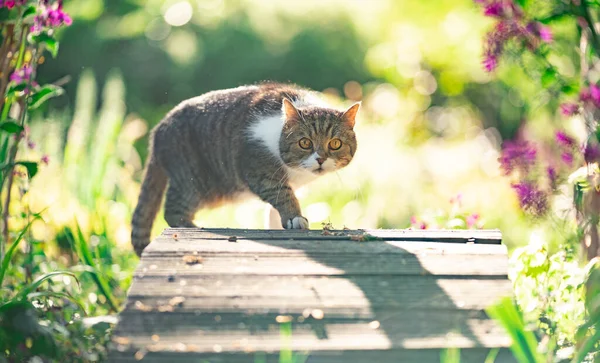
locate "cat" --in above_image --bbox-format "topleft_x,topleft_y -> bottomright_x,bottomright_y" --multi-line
130,82 -> 360,256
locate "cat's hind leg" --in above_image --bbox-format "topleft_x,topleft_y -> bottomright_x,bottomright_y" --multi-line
164,183 -> 201,228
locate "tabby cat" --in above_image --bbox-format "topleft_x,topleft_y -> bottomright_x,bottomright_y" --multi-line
131,82 -> 360,256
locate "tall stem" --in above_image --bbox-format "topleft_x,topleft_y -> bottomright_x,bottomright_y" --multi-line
1,25 -> 29,248
581,0 -> 600,56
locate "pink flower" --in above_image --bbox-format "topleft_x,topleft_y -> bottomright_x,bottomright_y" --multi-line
466,213 -> 480,228
9,65 -> 33,83
556,130 -> 576,148
591,84 -> 600,106
41,155 -> 50,165
27,140 -> 36,149
483,55 -> 498,72
538,25 -> 553,43
560,103 -> 579,116
450,193 -> 463,205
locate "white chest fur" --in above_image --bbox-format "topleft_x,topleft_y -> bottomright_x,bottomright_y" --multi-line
247,110 -> 319,190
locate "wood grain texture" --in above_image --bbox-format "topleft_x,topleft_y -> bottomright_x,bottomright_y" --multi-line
109,228 -> 515,362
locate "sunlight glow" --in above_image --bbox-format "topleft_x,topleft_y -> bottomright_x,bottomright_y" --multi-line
164,1 -> 193,27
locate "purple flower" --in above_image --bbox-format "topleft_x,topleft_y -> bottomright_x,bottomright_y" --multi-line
560,103 -> 579,116
584,144 -> 600,163
484,2 -> 504,17
466,213 -> 480,228
561,151 -> 573,165
27,140 -> 36,149
30,1 -> 72,34
483,55 -> 498,72
511,182 -> 548,217
580,87 -> 591,103
9,65 -> 33,83
547,166 -> 557,188
498,140 -> 537,175
41,155 -> 50,165
46,7 -> 72,27
556,130 -> 576,148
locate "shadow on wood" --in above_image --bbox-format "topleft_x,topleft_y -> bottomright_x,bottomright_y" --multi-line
108,228 -> 515,363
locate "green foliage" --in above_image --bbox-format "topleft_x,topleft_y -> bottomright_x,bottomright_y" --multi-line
29,84 -> 65,109
0,120 -> 23,134
572,258 -> 600,363
487,297 -> 545,363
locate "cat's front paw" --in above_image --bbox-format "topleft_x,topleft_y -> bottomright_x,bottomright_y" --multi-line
285,216 -> 309,229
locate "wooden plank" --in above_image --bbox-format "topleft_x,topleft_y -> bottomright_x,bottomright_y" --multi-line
109,228 -> 512,362
160,228 -> 503,244
110,309 -> 509,351
109,347 -> 517,363
145,238 -> 508,257
125,275 -> 512,311
135,253 -> 509,276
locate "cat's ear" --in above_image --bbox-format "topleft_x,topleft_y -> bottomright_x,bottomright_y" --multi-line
282,98 -> 301,123
341,102 -> 360,128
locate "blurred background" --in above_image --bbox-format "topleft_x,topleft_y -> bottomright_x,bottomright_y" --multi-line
22,0 -> 552,259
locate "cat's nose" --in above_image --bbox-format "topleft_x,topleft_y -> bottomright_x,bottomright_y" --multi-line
316,157 -> 326,165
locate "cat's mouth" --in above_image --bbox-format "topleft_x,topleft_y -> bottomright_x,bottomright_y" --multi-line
312,167 -> 326,174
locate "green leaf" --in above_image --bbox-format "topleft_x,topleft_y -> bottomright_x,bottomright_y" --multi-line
6,83 -> 27,98
22,5 -> 36,19
561,83 -> 579,97
596,125 -> 600,143
0,120 -> 23,134
541,68 -> 557,88
572,327 -> 600,363
0,219 -> 36,287
538,12 -> 569,24
15,161 -> 38,179
28,84 -> 64,109
28,32 -> 59,58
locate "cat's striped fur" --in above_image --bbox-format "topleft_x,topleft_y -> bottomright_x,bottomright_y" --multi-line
131,82 -> 359,256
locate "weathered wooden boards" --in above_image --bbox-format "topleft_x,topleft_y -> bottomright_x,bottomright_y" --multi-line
108,228 -> 516,362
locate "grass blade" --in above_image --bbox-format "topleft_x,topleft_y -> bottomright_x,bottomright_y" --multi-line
71,221 -> 119,311
441,347 -> 461,363
15,271 -> 78,300
0,218 -> 35,287
485,348 -> 500,363
486,297 -> 542,363
572,325 -> 600,363
27,291 -> 86,313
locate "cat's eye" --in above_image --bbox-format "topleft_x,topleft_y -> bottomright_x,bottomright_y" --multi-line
328,138 -> 342,150
299,138 -> 313,150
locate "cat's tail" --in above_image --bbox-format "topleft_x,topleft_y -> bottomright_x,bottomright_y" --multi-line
131,154 -> 167,257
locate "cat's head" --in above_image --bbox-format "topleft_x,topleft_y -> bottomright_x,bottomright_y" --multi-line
279,98 -> 359,175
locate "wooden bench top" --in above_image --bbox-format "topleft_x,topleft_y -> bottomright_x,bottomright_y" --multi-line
108,228 -> 516,362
